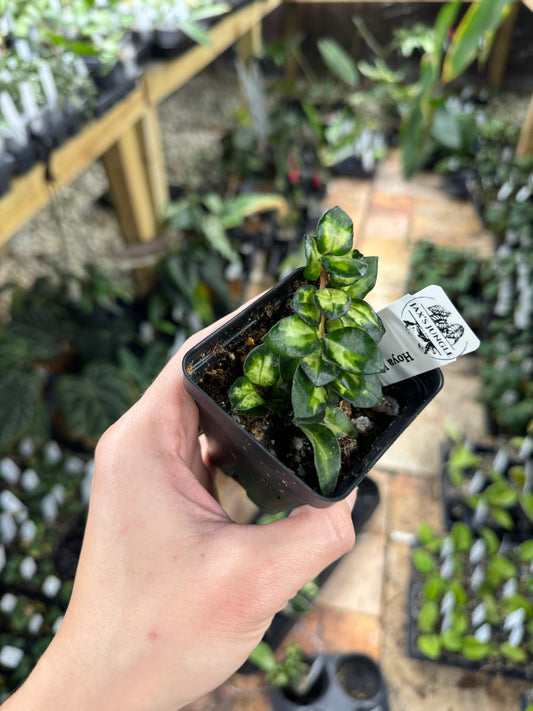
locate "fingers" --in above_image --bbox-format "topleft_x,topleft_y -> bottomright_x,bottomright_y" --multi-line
239,494 -> 357,616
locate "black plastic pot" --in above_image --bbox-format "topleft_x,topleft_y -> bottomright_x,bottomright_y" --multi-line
0,151 -> 14,197
270,653 -> 389,711
152,28 -> 195,58
183,268 -> 444,513
4,135 -> 35,176
330,156 -> 376,180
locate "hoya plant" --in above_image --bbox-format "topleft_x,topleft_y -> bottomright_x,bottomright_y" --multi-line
229,206 -> 385,496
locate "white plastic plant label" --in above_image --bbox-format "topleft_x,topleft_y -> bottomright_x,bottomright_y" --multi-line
377,285 -> 480,386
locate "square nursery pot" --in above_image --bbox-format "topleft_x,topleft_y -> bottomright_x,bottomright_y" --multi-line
270,653 -> 389,711
183,268 -> 443,513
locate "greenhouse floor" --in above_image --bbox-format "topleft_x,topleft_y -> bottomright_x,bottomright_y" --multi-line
182,151 -> 531,711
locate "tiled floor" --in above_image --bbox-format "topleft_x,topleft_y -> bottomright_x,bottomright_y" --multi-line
183,151 -> 531,711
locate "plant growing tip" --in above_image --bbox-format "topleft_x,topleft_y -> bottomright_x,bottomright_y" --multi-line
229,206 -> 385,496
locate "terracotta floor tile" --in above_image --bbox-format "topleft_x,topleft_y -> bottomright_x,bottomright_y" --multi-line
359,469 -> 390,536
387,473 -> 441,536
317,532 -> 386,616
288,607 -> 382,661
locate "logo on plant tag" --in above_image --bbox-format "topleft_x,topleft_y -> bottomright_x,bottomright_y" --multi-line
401,295 -> 467,361
377,285 -> 480,385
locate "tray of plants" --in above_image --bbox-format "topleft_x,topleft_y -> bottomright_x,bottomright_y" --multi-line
183,206 -> 443,513
408,522 -> 533,679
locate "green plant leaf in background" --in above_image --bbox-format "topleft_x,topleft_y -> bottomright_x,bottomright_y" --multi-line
317,37 -> 359,87
442,0 -> 516,82
0,371 -> 42,449
57,363 -> 133,443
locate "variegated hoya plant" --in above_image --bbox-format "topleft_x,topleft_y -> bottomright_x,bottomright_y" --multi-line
229,206 -> 386,497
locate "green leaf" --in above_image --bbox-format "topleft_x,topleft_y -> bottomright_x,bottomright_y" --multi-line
264,316 -> 320,358
499,642 -> 527,664
461,637 -> 491,660
346,257 -> 378,298
331,372 -> 383,408
0,336 -> 36,374
486,555 -> 517,586
0,371 -> 41,449
324,327 -> 385,374
484,480 -> 519,508
291,366 -> 328,420
301,350 -> 339,387
177,19 -> 212,47
320,252 -> 368,279
314,288 -> 351,321
248,641 -> 277,674
441,630 -> 463,653
417,634 -> 441,660
418,600 -> 439,633
450,521 -> 472,551
303,235 -> 322,280
57,364 -> 133,442
412,548 -> 435,574
442,0 -> 515,82
520,492 -> 533,523
344,298 -> 385,342
490,506 -> 514,530
423,576 -> 446,600
244,345 -> 280,388
299,424 -> 341,496
316,206 -> 354,256
291,285 -> 321,327
322,405 -> 356,438
317,37 -> 358,87
229,376 -> 266,412
8,307 -> 67,360
518,539 -> 533,563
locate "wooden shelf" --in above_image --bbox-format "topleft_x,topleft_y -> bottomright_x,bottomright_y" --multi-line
0,0 -> 281,248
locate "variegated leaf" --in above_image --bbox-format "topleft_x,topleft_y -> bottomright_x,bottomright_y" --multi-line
345,299 -> 385,342
331,372 -> 383,408
303,234 -> 322,280
243,344 -> 280,387
316,206 -> 353,256
291,285 -> 321,327
301,349 -> 339,386
299,424 -> 341,497
324,327 -> 385,374
264,316 -> 320,358
291,365 -> 328,420
314,288 -> 351,320
229,376 -> 266,412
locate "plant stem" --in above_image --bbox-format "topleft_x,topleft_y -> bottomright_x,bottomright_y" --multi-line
318,266 -> 328,339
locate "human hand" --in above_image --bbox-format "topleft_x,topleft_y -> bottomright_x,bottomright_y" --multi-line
3,315 -> 357,711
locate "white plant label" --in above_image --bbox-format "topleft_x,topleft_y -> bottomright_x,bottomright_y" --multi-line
377,285 -> 480,385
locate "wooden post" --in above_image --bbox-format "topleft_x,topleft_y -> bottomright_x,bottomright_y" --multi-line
517,91 -> 533,157
487,0 -> 520,89
135,105 -> 169,222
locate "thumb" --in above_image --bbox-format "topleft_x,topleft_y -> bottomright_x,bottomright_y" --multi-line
243,491 -> 357,614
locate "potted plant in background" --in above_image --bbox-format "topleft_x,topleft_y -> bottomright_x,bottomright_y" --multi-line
183,206 -> 443,512
249,640 -> 390,711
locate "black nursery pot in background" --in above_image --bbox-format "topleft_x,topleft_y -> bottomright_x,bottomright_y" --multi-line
183,268 -> 443,513
271,653 -> 390,711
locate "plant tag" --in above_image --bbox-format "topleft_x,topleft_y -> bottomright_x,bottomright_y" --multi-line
377,285 -> 480,385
